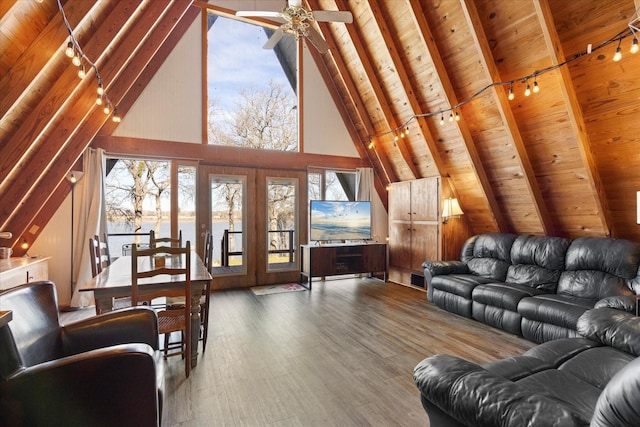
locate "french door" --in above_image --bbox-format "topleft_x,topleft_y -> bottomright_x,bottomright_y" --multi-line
200,166 -> 306,289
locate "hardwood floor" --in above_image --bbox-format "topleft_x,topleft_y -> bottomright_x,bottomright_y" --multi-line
61,278 -> 536,426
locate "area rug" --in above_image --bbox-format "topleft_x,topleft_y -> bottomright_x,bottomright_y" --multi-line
250,283 -> 307,296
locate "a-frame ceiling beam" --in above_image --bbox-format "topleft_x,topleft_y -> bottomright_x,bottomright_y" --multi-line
1,1 -> 193,235
0,1 -> 95,121
534,0 -> 612,236
0,0 -> 143,196
460,0 -> 557,236
335,0 -> 420,181
367,1 -> 445,177
406,0 -> 503,231
307,0 -> 397,185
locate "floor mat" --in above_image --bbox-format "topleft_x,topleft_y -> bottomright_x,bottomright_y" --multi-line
250,283 -> 307,295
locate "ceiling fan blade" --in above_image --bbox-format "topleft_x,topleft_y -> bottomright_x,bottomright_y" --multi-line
236,11 -> 284,19
305,26 -> 330,53
263,26 -> 285,50
312,10 -> 353,24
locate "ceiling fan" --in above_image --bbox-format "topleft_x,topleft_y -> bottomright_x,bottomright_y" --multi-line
235,0 -> 353,53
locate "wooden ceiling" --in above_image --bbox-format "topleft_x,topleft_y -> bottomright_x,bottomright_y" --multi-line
1,0 -> 639,253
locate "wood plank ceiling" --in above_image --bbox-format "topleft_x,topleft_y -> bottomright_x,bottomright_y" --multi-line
1,0 -> 639,254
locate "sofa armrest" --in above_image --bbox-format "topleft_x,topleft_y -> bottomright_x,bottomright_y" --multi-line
423,261 -> 470,301
594,295 -> 637,313
61,307 -> 159,355
0,343 -> 160,427
414,354 -> 586,427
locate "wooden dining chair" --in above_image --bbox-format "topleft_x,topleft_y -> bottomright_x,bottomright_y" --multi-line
89,237 -> 102,278
131,241 -> 192,378
149,229 -> 182,248
94,234 -> 111,271
199,231 -> 213,351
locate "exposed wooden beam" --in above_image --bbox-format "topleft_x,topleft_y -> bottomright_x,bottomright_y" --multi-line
1,1 -> 189,236
460,0 -> 557,236
335,0 -> 419,181
307,0 -> 398,185
0,1 -> 95,120
534,0 -> 612,236
0,0 -> 142,196
406,0 -> 504,233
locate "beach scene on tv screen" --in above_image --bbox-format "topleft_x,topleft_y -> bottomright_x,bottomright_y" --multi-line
310,201 -> 371,241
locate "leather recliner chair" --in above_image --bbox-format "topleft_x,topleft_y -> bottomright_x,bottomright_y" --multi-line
0,281 -> 165,427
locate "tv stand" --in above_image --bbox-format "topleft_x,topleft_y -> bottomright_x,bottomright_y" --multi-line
299,243 -> 387,289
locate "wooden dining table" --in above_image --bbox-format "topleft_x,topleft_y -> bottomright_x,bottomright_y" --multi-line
80,254 -> 212,368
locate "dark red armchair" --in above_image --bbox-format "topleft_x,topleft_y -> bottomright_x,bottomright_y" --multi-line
0,281 -> 165,426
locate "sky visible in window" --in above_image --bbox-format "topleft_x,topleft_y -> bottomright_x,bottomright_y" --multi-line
207,16 -> 294,113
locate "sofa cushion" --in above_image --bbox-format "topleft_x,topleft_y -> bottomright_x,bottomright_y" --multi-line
474,282 -> 546,311
577,307 -> 640,356
591,356 -> 640,427
431,274 -> 496,299
465,233 -> 517,281
558,237 -> 640,299
506,235 -> 571,292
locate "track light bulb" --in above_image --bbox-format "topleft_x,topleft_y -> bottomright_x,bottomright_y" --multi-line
631,38 -> 639,54
524,84 -> 531,96
65,41 -> 74,58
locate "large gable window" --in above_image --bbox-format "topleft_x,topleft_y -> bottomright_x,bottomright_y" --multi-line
206,13 -> 298,151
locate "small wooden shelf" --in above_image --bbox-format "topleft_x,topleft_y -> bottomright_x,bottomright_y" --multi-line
299,243 -> 387,289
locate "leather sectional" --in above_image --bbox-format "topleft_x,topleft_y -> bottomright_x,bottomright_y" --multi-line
414,307 -> 640,426
423,233 -> 640,343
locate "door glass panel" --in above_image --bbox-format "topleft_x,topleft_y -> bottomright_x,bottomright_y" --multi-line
210,175 -> 245,274
267,178 -> 296,271
178,165 -> 196,247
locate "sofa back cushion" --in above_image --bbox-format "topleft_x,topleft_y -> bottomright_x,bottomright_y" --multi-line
506,235 -> 571,292
558,237 -> 640,299
591,356 -> 640,427
0,281 -> 62,378
577,308 -> 640,356
463,233 -> 517,281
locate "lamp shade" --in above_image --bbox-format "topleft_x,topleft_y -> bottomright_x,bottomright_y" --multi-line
442,198 -> 463,219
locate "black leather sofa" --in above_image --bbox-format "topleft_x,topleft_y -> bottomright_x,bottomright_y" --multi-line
424,233 -> 640,342
0,281 -> 165,427
413,308 -> 640,427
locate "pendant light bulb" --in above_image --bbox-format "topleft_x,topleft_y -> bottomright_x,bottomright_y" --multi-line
455,112 -> 460,122
72,52 -> 81,67
96,95 -> 103,106
97,85 -> 104,96
631,38 -> 639,54
77,64 -> 86,79
449,113 -> 453,122
613,40 -> 622,62
524,84 -> 531,97
440,114 -> 444,125
65,41 -> 74,58
533,80 -> 539,93
508,85 -> 515,100
103,105 -> 110,115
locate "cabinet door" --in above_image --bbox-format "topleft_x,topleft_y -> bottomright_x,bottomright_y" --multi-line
389,222 -> 412,270
411,178 -> 439,222
411,222 -> 439,270
388,181 -> 411,221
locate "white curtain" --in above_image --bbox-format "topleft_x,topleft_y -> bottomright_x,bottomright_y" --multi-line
70,148 -> 107,308
356,167 -> 373,201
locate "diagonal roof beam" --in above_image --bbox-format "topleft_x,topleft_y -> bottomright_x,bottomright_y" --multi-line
460,0 -> 556,236
334,0 -> 420,180
307,0 -> 397,185
406,0 -> 503,231
534,0 -> 612,236
1,1 -> 194,235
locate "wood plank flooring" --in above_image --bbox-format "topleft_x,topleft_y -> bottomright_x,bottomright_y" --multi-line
62,278 -> 536,426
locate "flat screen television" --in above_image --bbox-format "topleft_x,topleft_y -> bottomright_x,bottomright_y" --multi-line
310,200 -> 372,242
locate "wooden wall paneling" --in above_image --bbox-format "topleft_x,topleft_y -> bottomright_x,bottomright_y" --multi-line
0,1 -> 190,240
0,1 -> 95,129
335,0 -> 419,182
0,0 -> 145,229
534,0 -> 613,237
460,0 -> 554,236
367,1 -> 443,181
308,0 -> 398,188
